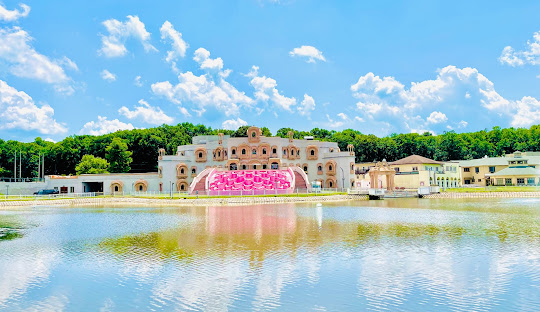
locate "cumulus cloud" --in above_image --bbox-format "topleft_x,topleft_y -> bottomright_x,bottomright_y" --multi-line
151,71 -> 253,117
499,31 -> 540,66
297,94 -> 315,117
0,80 -> 66,134
100,69 -> 116,82
193,48 -> 223,71
160,21 -> 188,65
427,111 -> 448,124
0,27 -> 74,94
98,15 -> 156,58
289,45 -> 326,63
222,117 -> 248,130
79,116 -> 135,135
247,66 -> 296,111
350,65 -> 539,134
134,75 -> 142,87
119,99 -> 174,125
0,3 -> 30,22
325,114 -> 345,128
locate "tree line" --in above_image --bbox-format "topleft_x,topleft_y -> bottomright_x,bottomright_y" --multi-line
1,123 -> 539,178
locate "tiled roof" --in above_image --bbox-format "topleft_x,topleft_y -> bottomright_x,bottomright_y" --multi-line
390,155 -> 442,165
489,167 -> 540,177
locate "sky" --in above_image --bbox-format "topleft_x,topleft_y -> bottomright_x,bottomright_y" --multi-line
1,0 -> 540,142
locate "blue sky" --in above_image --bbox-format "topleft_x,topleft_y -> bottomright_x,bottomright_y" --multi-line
1,0 -> 540,142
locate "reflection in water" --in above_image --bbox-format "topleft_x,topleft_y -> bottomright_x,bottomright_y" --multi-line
0,199 -> 539,311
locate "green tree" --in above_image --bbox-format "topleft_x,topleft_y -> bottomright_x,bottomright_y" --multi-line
75,155 -> 109,175
231,126 -> 250,137
105,138 -> 133,173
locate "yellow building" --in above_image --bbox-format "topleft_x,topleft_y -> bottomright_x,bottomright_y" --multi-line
459,151 -> 540,186
390,155 -> 460,190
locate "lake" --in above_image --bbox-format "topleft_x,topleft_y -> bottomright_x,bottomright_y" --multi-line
1,198 -> 540,311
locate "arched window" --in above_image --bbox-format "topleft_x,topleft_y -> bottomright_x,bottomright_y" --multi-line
114,186 -> 119,192
271,162 -> 279,169
242,164 -> 247,170
232,149 -> 236,155
198,152 -> 203,158
251,132 -> 256,137
242,149 -> 246,155
329,165 -> 333,171
311,150 -> 315,156
303,165 -> 308,172
263,164 -> 267,169
273,148 -> 277,154
181,168 -> 185,174
218,151 -> 221,157
180,184 -> 185,191
297,150 -> 300,156
263,148 -> 267,155
191,168 -> 196,174
252,149 -> 257,155
253,165 -> 257,169
139,185 -> 143,191
329,181 -> 333,188
318,165 -> 322,171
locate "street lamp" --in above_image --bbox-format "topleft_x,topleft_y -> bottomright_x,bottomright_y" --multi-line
6,185 -> 9,197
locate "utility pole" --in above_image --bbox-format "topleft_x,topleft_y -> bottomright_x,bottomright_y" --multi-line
13,151 -> 16,180
38,152 -> 41,180
42,154 -> 45,180
19,151 -> 22,180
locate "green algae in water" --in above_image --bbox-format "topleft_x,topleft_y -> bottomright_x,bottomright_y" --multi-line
0,219 -> 24,241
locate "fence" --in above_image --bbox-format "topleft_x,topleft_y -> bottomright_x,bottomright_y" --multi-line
2,192 -> 102,201
0,177 -> 46,183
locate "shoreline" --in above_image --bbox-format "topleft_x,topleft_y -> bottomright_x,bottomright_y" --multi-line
0,194 -> 367,208
425,191 -> 540,199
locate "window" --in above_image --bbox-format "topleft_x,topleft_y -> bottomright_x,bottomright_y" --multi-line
180,184 -> 185,191
114,186 -> 118,192
527,178 -> 535,185
510,161 -> 516,164
181,168 -> 185,174
412,167 -> 418,171
242,149 -> 246,155
464,180 -> 471,184
198,152 -> 203,158
263,164 -> 267,169
489,166 -> 495,173
395,167 -> 400,172
263,148 -> 267,155
273,148 -> 277,154
191,168 -> 196,174
139,185 -> 143,191
329,165 -> 333,171
230,163 -> 237,170
251,132 -> 256,137
464,168 -> 470,172
242,164 -> 247,170
271,162 -> 279,170
252,149 -> 257,155
311,150 -> 315,156
283,150 -> 287,155
297,150 -> 300,156
497,178 -> 503,186
517,178 -> 525,185
318,165 -> 322,171
518,161 -> 523,164
303,166 -> 308,172
232,149 -> 236,155
505,178 -> 512,185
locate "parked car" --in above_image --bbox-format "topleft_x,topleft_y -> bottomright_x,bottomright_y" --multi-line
33,189 -> 60,195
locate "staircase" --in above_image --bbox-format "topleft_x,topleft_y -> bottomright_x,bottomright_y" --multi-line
294,171 -> 308,189
191,172 -> 209,194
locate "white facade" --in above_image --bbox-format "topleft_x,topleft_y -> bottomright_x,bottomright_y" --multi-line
158,127 -> 355,191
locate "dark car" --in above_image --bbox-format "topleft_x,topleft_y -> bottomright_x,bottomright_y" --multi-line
33,189 -> 60,195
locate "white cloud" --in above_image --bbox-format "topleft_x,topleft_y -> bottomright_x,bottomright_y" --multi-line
44,138 -> 56,143
151,71 -> 253,117
511,96 -> 540,127
99,15 -> 156,58
337,112 -> 349,120
0,80 -> 66,134
0,3 -> 30,22
289,45 -> 326,63
79,116 -> 135,135
325,114 -> 344,128
458,120 -> 468,128
247,66 -> 296,111
119,99 -> 174,125
297,94 -> 315,117
499,31 -> 540,67
222,118 -> 248,130
427,111 -> 448,124
193,48 -> 223,71
100,69 -> 116,82
350,65 -> 537,134
160,21 -> 188,65
354,116 -> 364,122
134,75 -> 143,87
0,27 -> 74,94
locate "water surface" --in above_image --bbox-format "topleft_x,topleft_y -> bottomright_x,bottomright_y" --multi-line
1,198 -> 540,311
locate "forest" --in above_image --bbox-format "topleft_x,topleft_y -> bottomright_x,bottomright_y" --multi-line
1,123 -> 539,178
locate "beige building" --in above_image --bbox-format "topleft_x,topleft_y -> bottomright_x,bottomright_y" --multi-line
391,155 -> 460,189
459,151 -> 540,186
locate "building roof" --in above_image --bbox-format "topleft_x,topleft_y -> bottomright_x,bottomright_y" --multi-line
459,155 -> 540,167
489,167 -> 540,177
390,155 -> 442,165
